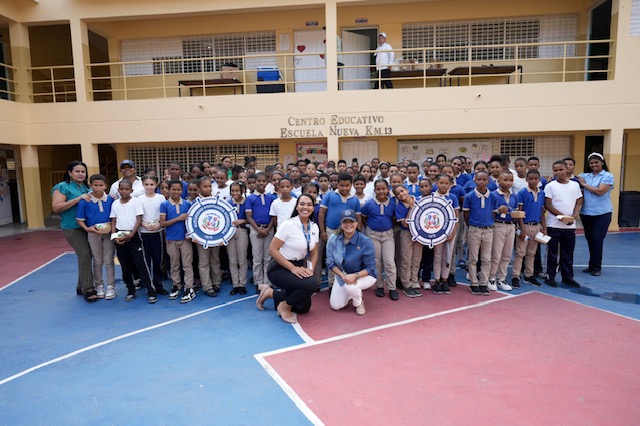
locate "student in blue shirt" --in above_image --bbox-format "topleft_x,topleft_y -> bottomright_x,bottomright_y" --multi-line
327,209 -> 377,316
463,171 -> 498,295
246,172 -> 276,292
361,179 -> 398,300
228,181 -> 250,295
511,170 -> 547,288
437,163 -> 467,285
403,162 -> 422,198
159,180 -> 196,303
393,185 -> 423,298
418,178 -> 434,290
462,161 -> 498,193
431,174 -> 460,295
488,171 -> 518,292
76,174 -> 116,300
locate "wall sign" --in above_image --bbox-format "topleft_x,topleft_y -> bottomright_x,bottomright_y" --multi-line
280,114 -> 392,138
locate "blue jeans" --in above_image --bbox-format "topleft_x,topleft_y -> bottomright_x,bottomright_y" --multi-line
580,212 -> 611,272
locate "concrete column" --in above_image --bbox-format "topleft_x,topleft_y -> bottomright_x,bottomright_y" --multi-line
324,0 -> 338,92
604,127 -> 624,231
8,22 -> 31,103
69,18 -> 89,102
81,142 -> 100,177
20,145 -> 45,229
327,135 -> 340,162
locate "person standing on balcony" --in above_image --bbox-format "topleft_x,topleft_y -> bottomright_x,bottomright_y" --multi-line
374,32 -> 394,89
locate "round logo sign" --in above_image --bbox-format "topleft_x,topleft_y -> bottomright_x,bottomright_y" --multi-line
406,194 -> 458,248
186,196 -> 238,248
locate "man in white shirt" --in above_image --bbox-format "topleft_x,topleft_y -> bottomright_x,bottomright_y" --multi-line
109,160 -> 145,199
374,32 -> 395,89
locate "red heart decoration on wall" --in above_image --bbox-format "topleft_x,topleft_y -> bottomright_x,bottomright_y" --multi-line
297,45 -> 306,52
319,54 -> 325,59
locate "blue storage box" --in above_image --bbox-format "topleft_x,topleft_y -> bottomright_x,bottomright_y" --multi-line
257,66 -> 280,81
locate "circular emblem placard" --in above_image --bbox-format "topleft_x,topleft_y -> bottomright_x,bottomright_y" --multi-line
406,194 -> 458,248
186,196 -> 237,248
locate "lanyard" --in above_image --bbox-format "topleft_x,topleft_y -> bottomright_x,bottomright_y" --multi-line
301,220 -> 311,260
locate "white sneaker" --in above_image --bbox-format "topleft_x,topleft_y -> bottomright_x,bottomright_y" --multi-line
133,279 -> 142,290
180,288 -> 196,304
487,280 -> 498,291
355,301 -> 366,316
422,280 -> 431,290
465,272 -> 470,280
95,286 -> 105,299
105,286 -> 116,300
498,280 -> 512,291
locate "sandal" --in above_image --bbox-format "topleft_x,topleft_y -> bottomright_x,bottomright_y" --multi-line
83,291 -> 99,303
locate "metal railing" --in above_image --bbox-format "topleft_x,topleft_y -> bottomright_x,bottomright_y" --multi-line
0,62 -> 19,101
8,38 -> 614,103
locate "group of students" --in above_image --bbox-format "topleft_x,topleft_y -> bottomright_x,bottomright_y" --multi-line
61,150 -> 609,315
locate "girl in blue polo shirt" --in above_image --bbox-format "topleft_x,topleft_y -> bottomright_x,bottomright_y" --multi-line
361,179 -> 397,300
463,171 -> 498,295
228,181 -> 249,295
393,185 -> 422,299
431,174 -> 460,295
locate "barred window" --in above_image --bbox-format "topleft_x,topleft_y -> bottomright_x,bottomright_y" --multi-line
499,138 -> 536,159
182,37 -> 215,73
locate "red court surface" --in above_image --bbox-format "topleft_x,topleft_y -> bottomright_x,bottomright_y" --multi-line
0,231 -> 69,288
265,292 -> 640,425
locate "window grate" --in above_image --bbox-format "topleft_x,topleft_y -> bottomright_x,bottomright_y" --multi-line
499,138 -> 536,159
633,0 -> 640,36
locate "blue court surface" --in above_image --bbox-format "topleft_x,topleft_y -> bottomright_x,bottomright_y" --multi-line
0,232 -> 639,424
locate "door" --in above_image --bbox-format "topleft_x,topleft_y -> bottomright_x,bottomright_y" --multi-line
341,140 -> 379,163
341,31 -> 371,91
293,30 -> 326,92
587,0 -> 611,81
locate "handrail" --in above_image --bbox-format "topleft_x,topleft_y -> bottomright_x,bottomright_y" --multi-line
0,62 -> 19,101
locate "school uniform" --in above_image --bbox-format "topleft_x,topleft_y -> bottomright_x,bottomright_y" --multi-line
463,179 -> 498,193
139,193 -> 167,291
404,179 -> 421,198
76,193 -> 115,291
246,191 -> 276,287
395,196 -> 422,291
512,187 -> 545,279
269,197 -> 297,229
228,197 -> 249,289
195,196 -> 224,293
160,198 -> 194,291
463,189 -> 497,288
489,189 -> 519,284
361,197 -> 397,291
214,185 -> 231,203
432,192 -> 460,281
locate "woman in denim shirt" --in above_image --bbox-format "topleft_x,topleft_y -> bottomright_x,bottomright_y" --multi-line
578,152 -> 614,276
326,209 -> 377,315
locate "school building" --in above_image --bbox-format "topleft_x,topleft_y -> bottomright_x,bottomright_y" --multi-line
0,0 -> 639,230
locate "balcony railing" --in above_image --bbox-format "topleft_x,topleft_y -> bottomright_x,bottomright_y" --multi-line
6,39 -> 614,103
0,62 -> 18,101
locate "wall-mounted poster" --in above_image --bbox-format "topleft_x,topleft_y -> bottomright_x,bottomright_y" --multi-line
296,142 -> 328,163
0,150 -> 12,225
398,139 -> 494,164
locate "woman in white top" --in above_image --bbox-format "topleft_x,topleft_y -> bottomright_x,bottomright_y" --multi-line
257,194 -> 319,324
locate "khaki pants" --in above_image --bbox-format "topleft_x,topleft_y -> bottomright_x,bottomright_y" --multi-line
87,231 -> 116,288
512,223 -> 541,278
466,225 -> 493,286
489,222 -> 516,281
196,244 -> 222,291
166,239 -> 194,289
367,228 -> 397,290
249,227 -> 274,287
227,228 -> 249,288
434,236 -> 456,280
398,230 -> 422,289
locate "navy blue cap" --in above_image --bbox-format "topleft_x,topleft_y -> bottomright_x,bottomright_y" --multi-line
120,159 -> 136,169
340,209 -> 357,223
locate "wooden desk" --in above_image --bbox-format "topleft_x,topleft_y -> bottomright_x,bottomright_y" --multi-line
390,68 -> 448,87
448,65 -> 523,85
178,78 -> 243,96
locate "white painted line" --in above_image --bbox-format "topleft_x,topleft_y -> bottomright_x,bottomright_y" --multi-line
0,252 -> 73,292
254,356 -> 324,426
292,321 -> 315,344
0,295 -> 256,386
574,264 -> 640,269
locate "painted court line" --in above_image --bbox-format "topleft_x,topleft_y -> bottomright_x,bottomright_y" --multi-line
0,295 -> 257,387
541,290 -> 640,323
0,252 -> 73,291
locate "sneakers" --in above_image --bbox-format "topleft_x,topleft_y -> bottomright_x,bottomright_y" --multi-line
168,286 -> 181,300
498,280 -> 512,291
95,286 -> 105,299
155,286 -> 169,296
511,277 -> 520,289
147,291 -> 157,304
125,288 -> 136,301
133,279 -> 142,290
524,276 -> 542,287
469,285 -> 482,295
440,280 -> 451,294
562,277 -> 581,288
105,286 -> 116,300
545,278 -> 558,288
487,280 -> 498,291
479,285 -> 490,295
389,290 -> 399,300
212,284 -> 221,293
457,260 -> 467,269
403,288 -> 419,298
447,275 -> 457,287
432,282 -> 443,295
180,288 -> 196,304
375,288 -> 385,297
355,301 -> 366,316
413,288 -> 423,297
204,289 -> 218,297
421,280 -> 431,290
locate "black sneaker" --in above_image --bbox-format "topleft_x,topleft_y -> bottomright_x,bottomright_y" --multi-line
469,285 -> 482,295
413,288 -> 423,297
440,280 -> 451,294
125,288 -> 136,301
562,277 -> 581,288
147,291 -> 157,304
403,288 -> 417,298
155,287 -> 169,296
238,287 -> 247,295
511,277 -> 520,289
375,288 -> 385,297
545,278 -> 558,288
180,288 -> 196,304
479,285 -> 490,295
230,287 -> 241,295
524,276 -> 542,287
447,274 -> 457,287
204,289 -> 218,297
389,290 -> 399,300
432,282 -> 443,295
168,286 -> 180,300
213,284 -> 221,293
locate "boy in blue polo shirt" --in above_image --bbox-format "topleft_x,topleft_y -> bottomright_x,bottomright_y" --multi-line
403,162 -> 421,198
246,172 -> 276,291
488,171 -> 518,292
319,173 -> 362,290
76,174 -> 116,300
159,180 -> 196,304
511,170 -> 546,288
463,171 -> 498,295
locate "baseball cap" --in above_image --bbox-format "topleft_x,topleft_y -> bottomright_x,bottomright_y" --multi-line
340,209 -> 357,223
379,32 -> 387,38
120,159 -> 136,169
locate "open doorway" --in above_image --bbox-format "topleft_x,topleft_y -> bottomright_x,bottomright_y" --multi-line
341,28 -> 378,90
587,0 -> 611,81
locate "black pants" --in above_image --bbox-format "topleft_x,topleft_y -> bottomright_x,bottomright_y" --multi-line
420,245 -> 434,282
115,232 -> 154,292
580,212 -> 611,272
141,232 -> 165,289
267,259 -> 317,314
374,68 -> 393,89
546,227 -> 576,281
